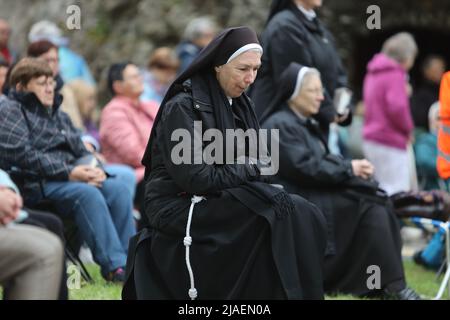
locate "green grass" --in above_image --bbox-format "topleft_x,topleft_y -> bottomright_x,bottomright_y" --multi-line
403,259 -> 442,299
72,260 -> 444,300
69,264 -> 122,300
326,259 -> 443,300
1,260 -> 447,300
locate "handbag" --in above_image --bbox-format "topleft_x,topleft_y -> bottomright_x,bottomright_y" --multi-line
390,190 -> 450,222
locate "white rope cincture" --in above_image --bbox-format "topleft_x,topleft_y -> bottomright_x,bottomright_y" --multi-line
184,195 -> 205,300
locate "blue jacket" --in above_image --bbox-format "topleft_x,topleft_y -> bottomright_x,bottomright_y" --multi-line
414,130 -> 441,190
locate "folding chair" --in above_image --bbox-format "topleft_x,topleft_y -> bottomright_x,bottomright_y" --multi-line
32,200 -> 94,284
61,218 -> 94,283
404,217 -> 450,300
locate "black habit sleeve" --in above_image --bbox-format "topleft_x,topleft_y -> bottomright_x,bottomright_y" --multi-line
278,122 -> 353,187
156,97 -> 261,194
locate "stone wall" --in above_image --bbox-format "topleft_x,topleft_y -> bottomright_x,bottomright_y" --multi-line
1,0 -> 449,97
0,0 -> 270,85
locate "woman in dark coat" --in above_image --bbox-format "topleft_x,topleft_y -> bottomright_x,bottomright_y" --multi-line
251,0 -> 350,132
122,27 -> 328,300
261,62 -> 421,299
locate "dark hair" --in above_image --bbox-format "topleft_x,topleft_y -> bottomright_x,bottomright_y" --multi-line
107,62 -> 132,95
9,57 -> 53,87
27,40 -> 58,58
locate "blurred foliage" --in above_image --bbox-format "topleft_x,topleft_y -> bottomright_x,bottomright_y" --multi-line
86,14 -> 110,45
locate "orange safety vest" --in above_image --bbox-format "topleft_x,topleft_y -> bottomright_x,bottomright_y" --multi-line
437,71 -> 450,179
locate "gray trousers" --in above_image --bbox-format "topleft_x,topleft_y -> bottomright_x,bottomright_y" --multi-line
0,224 -> 63,300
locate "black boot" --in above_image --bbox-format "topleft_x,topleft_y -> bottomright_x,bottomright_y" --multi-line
383,287 -> 422,300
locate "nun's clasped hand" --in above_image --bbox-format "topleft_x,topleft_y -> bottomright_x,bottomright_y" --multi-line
351,159 -> 375,180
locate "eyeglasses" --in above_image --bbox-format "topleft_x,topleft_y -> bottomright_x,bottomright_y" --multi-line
35,80 -> 56,89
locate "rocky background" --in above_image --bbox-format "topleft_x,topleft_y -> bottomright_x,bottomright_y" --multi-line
0,0 -> 270,88
1,0 -> 449,99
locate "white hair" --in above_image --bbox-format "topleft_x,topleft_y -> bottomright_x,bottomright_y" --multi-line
429,101 -> 440,133
300,68 -> 321,90
382,32 -> 418,63
183,17 -> 217,41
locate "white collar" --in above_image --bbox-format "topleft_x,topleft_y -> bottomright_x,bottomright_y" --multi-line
297,4 -> 316,21
227,97 -> 232,106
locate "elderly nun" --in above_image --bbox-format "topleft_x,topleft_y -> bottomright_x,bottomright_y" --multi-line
261,62 -> 421,300
122,27 -> 328,300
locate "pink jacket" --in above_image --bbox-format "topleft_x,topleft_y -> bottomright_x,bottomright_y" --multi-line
363,53 -> 414,150
100,96 -> 159,182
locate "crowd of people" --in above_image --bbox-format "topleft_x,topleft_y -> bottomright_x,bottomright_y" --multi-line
1,0 -> 449,300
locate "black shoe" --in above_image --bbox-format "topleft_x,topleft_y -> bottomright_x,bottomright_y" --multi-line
383,287 -> 422,300
413,250 -> 425,267
103,267 -> 126,283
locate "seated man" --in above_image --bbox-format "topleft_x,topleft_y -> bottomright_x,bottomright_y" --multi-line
0,177 -> 63,300
261,62 -> 420,300
0,57 -> 136,282
100,62 -> 159,214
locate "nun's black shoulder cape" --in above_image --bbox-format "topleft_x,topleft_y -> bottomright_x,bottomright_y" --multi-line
122,27 -> 327,300
261,63 -> 407,296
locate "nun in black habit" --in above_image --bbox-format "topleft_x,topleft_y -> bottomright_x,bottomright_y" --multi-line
261,62 -> 421,300
250,0 -> 351,133
122,27 -> 328,300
